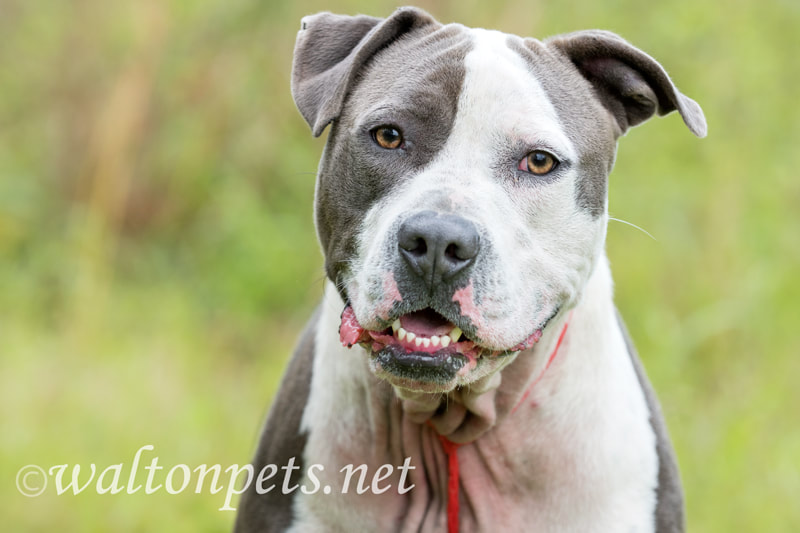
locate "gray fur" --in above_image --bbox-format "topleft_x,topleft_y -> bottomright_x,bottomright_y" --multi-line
293,9 -> 471,297
617,309 -> 687,533
292,7 -> 437,137
233,307 -> 319,533
547,30 -> 707,138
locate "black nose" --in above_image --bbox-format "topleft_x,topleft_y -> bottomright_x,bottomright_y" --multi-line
397,211 -> 480,287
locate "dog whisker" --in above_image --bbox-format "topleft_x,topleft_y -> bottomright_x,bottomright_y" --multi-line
608,216 -> 657,241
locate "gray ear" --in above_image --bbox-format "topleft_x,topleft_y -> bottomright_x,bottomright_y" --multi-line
547,30 -> 707,137
291,7 -> 438,137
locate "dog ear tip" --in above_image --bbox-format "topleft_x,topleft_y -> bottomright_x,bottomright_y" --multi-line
693,124 -> 708,138
298,13 -> 319,31
395,5 -> 429,16
680,98 -> 708,138
692,115 -> 709,138
677,114 -> 707,138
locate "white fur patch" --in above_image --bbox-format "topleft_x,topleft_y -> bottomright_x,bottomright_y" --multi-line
510,257 -> 659,531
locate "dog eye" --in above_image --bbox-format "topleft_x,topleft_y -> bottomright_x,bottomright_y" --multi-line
519,150 -> 559,175
371,125 -> 404,150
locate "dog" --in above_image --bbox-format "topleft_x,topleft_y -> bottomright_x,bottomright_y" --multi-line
234,6 -> 706,533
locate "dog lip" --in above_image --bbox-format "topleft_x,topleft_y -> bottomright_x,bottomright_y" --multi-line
367,329 -> 480,359
340,303 -> 470,349
381,348 -> 465,370
339,304 -> 370,347
373,345 -> 468,389
507,306 -> 561,351
340,303 -> 558,356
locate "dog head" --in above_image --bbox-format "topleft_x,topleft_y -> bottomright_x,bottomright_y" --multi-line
291,7 -> 705,394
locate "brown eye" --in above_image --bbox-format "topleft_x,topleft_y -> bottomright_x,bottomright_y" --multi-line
521,150 -> 558,175
372,126 -> 404,149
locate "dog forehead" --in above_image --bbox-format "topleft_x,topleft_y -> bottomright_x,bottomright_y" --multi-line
349,25 -> 574,151
346,23 -> 471,119
445,28 -> 576,161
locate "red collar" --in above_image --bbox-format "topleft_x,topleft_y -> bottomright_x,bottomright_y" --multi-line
512,312 -> 572,413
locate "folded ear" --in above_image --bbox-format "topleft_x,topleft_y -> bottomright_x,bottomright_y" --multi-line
291,7 -> 438,137
547,30 -> 707,137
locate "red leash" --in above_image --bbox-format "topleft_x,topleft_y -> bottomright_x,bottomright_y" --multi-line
438,315 -> 571,532
437,435 -> 461,533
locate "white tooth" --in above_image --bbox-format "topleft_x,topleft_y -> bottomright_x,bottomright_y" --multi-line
440,335 -> 451,348
414,337 -> 423,347
449,327 -> 462,343
392,319 -> 401,332
431,335 -> 440,347
422,338 -> 430,348
406,332 -> 416,342
398,328 -> 407,341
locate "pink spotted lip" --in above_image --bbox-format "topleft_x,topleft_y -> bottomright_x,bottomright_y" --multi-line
339,305 -> 369,348
338,305 -> 543,360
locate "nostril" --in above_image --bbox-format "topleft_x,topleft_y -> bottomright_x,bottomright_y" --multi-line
445,233 -> 479,263
409,238 -> 427,256
399,234 -> 428,258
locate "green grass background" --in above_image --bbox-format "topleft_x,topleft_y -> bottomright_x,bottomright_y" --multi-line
1,0 -> 798,531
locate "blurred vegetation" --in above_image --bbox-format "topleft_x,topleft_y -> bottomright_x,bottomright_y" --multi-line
1,0 -> 798,531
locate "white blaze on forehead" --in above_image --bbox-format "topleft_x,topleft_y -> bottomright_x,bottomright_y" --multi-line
448,28 -> 576,162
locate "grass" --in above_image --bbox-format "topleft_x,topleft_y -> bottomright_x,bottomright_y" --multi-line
1,0 -> 798,531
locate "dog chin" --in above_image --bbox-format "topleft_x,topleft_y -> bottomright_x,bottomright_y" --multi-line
369,345 -> 515,393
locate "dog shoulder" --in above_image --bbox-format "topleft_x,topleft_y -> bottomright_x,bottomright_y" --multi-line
615,309 -> 686,533
233,306 -> 320,533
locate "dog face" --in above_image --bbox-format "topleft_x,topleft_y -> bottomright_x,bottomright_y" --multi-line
292,8 -> 705,393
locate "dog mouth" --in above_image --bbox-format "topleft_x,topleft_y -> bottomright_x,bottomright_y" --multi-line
377,309 -> 468,352
339,305 -> 546,386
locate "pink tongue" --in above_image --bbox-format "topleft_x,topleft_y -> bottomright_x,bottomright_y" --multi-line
399,309 -> 454,337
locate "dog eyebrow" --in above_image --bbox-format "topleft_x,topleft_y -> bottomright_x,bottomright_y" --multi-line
358,99 -> 454,127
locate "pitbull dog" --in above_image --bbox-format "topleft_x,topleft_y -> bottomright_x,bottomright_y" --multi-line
235,6 -> 706,533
